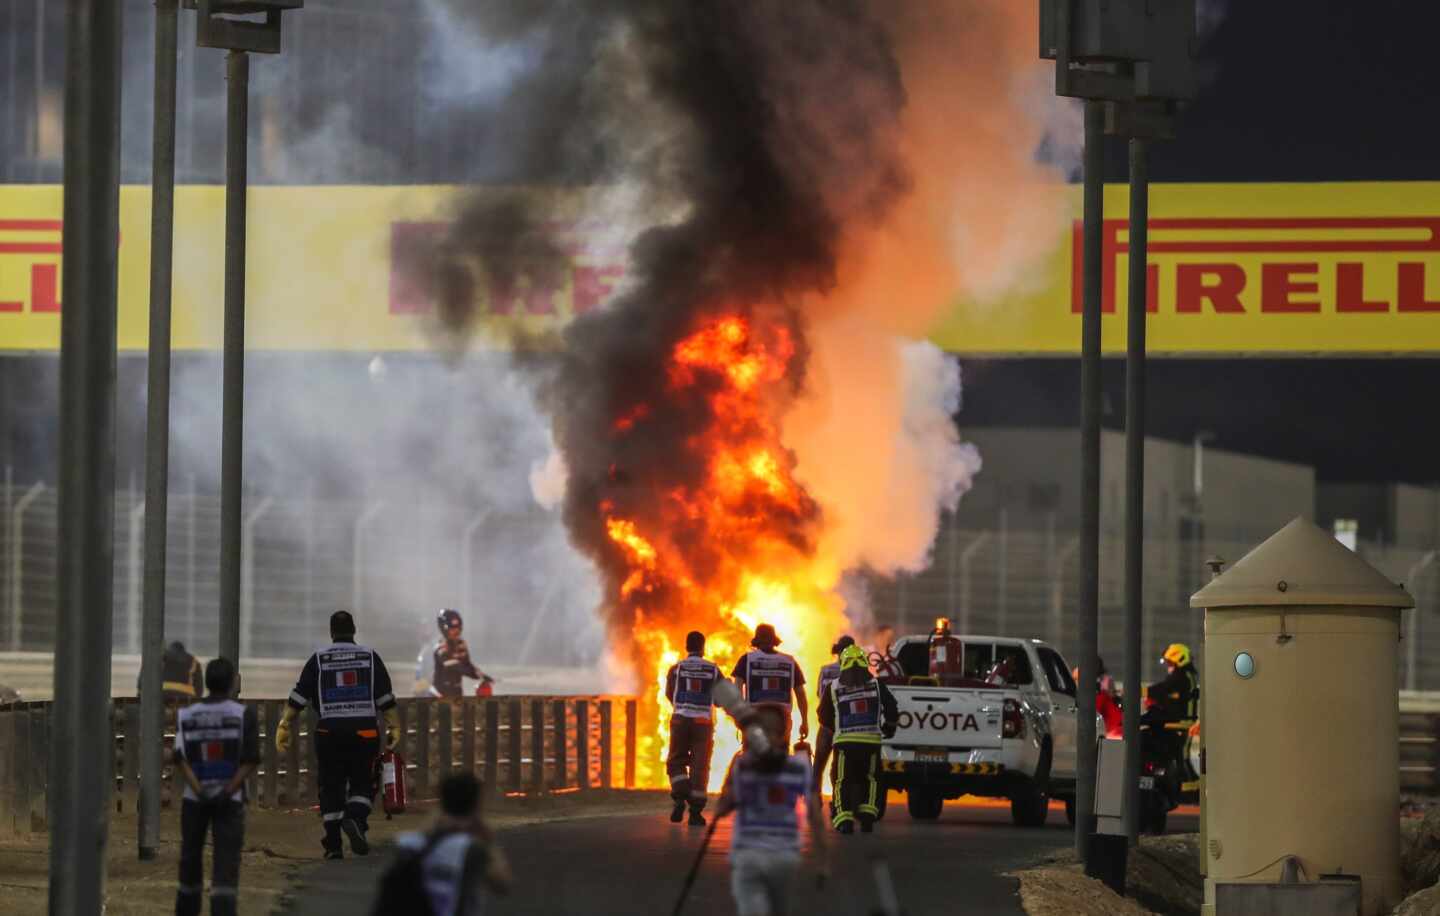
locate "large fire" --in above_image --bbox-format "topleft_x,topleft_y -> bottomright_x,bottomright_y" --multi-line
602,313 -> 847,789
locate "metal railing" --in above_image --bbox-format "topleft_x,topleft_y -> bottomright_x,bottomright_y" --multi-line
0,694 -> 639,837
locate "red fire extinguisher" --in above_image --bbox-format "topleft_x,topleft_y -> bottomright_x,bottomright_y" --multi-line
375,749 -> 407,817
929,617 -> 964,680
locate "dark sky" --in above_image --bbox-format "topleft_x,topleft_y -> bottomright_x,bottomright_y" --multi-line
966,0 -> 1440,485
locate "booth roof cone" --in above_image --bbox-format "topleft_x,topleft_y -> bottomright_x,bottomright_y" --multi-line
1190,516 -> 1415,610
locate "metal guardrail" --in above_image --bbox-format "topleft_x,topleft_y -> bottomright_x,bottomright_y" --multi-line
0,694 -> 640,837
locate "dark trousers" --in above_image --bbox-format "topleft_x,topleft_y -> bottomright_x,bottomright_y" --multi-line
315,728 -> 379,849
666,716 -> 714,810
832,741 -> 881,828
812,726 -> 835,793
175,797 -> 245,916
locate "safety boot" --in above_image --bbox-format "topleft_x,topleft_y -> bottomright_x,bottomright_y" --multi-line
859,816 -> 875,834
688,809 -> 706,827
837,820 -> 855,835
342,817 -> 370,856
669,801 -> 686,823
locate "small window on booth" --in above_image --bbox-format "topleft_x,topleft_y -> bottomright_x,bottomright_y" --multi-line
1333,518 -> 1359,552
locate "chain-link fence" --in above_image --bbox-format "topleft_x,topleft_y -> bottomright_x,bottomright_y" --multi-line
3,474 -> 1437,689
0,473 -> 602,676
868,509 -> 1440,691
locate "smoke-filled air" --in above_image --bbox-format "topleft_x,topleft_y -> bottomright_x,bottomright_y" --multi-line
404,1 -> 1075,787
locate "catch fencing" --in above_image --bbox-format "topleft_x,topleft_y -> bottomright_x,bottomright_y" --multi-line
0,694 -> 639,837
868,511 -> 1440,691
1,475 -> 1437,689
0,475 -> 598,676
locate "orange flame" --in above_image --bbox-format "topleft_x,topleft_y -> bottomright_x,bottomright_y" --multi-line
605,314 -> 845,790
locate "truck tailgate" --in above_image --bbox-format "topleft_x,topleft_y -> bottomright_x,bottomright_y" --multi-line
887,685 -> 1006,750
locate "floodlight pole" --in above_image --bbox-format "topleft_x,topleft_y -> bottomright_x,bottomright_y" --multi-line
1075,97 -> 1104,862
139,0 -> 180,862
1122,134 -> 1148,843
218,47 -> 248,667
52,0 -> 122,911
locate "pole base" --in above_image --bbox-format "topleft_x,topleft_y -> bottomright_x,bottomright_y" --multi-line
139,846 -> 159,861
1083,832 -> 1128,897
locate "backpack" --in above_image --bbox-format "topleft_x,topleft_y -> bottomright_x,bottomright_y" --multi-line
371,832 -> 447,916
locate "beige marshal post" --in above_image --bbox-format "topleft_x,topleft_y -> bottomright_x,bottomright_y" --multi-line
1191,518 -> 1413,916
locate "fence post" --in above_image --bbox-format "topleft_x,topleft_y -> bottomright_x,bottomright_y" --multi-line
414,701 -> 431,800
240,496 -> 273,659
285,707 -> 300,808
261,701 -> 279,808
437,701 -> 453,784
126,498 -> 144,656
599,700 -> 612,790
553,699 -> 568,788
959,531 -> 992,634
625,699 -> 637,789
186,476 -> 197,648
0,710 -> 12,836
12,703 -> 30,834
508,700 -> 522,793
122,702 -> 141,814
461,700 -> 476,776
484,700 -> 500,796
29,705 -> 47,831
460,510 -> 489,620
576,700 -> 590,791
1432,715 -> 1440,794
351,501 -> 384,615
997,507 -> 1010,635
9,482 -> 44,650
531,700 -> 545,791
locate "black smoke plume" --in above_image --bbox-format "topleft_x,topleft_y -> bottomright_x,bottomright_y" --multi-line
409,1 -> 915,649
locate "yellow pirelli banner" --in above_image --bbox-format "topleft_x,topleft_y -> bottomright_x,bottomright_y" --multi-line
2,182 -> 1439,353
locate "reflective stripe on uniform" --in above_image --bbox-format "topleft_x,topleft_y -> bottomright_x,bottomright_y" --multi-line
210,886 -> 237,898
347,796 -> 372,808
288,690 -> 309,708
163,680 -> 196,696
322,811 -> 345,822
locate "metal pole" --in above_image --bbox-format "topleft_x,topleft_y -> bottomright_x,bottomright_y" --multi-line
52,0 -> 122,909
1122,135 -> 1149,844
139,0 -> 179,862
218,49 -> 249,667
1075,97 -> 1105,862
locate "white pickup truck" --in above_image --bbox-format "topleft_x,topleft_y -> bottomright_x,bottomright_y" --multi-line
874,634 -> 1083,826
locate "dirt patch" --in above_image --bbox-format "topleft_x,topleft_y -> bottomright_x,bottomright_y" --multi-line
0,789 -> 668,916
1013,835 -> 1203,916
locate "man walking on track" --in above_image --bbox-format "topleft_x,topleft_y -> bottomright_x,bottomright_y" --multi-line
665,630 -> 721,825
817,644 -> 898,834
730,623 -> 808,752
275,610 -> 401,859
715,706 -> 828,916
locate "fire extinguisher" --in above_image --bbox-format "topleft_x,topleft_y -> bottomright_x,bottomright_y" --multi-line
374,749 -> 407,817
475,676 -> 495,698
928,617 -> 963,680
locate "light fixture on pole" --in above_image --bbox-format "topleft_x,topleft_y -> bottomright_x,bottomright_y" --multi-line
1040,0 -> 1197,870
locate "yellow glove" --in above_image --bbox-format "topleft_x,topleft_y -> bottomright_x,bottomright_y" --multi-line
275,708 -> 296,754
384,707 -> 401,750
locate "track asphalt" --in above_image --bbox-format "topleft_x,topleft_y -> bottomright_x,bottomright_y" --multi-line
281,796 -> 1199,915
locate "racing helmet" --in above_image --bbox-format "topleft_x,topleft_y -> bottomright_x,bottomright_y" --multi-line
839,644 -> 869,671
1161,643 -> 1191,668
437,608 -> 464,636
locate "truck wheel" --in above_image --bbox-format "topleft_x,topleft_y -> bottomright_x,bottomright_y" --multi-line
907,789 -> 943,821
1010,781 -> 1049,828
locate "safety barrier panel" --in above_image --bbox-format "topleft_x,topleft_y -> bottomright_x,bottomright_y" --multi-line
0,694 -> 640,836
